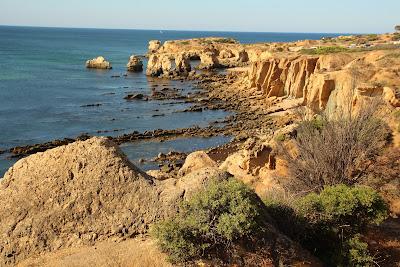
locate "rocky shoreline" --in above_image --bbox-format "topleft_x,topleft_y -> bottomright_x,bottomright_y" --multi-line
1,33 -> 400,266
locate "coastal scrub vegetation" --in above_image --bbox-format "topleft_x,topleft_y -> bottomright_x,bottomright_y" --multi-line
152,178 -> 265,263
153,177 -> 389,265
301,46 -> 349,55
200,38 -> 237,45
280,106 -> 390,192
264,184 -> 388,266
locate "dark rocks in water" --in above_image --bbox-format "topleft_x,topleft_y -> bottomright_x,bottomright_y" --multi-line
153,151 -> 187,164
152,114 -> 165,117
80,103 -> 102,107
184,106 -> 203,112
124,93 -> 148,101
111,75 -> 121,78
9,134 -> 92,157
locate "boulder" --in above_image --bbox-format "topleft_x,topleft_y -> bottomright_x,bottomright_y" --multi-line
148,40 -> 161,53
178,151 -> 218,177
0,137 -> 184,265
85,56 -> 112,69
126,55 -> 143,72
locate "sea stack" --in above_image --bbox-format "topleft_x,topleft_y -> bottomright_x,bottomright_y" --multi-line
85,56 -> 112,69
126,55 -> 143,72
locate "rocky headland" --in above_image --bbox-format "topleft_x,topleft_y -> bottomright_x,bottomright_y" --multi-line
1,33 -> 400,266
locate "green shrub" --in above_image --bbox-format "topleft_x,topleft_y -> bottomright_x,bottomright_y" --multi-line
152,219 -> 202,262
365,34 -> 379,41
296,184 -> 388,233
275,134 -> 286,142
152,178 -> 264,263
301,46 -> 349,55
264,185 -> 388,266
297,115 -> 326,132
346,235 -> 375,267
213,38 -> 237,44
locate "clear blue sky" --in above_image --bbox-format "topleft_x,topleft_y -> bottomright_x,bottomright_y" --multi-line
0,0 -> 398,33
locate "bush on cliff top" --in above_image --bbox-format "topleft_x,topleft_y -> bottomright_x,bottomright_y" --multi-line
264,184 -> 388,266
301,46 -> 349,55
296,184 -> 388,233
152,178 -> 264,263
281,105 -> 390,192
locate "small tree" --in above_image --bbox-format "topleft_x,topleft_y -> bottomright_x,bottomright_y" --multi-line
395,25 -> 400,32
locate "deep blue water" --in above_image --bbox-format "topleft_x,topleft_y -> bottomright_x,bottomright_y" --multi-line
0,26 -> 343,176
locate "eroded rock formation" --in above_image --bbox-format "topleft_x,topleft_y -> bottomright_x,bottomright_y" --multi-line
146,53 -> 192,77
85,56 -> 112,69
148,40 -> 161,53
247,51 -> 400,113
145,38 -> 255,76
126,55 -> 143,72
198,51 -> 220,70
175,53 -> 191,73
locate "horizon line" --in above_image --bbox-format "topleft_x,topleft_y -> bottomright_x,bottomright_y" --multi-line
0,24 -> 364,35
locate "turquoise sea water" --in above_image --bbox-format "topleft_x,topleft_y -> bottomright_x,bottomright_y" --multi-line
0,26 -> 343,176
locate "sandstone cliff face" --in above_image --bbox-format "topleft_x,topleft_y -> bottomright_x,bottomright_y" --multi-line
146,53 -> 191,77
85,56 -> 112,69
247,51 -> 400,113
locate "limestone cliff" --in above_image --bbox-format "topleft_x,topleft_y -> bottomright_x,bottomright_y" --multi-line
246,51 -> 400,113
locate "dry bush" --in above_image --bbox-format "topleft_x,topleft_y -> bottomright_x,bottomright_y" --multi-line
281,103 -> 391,192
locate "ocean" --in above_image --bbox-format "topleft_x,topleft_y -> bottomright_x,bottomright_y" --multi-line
0,26 -> 342,176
